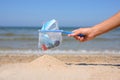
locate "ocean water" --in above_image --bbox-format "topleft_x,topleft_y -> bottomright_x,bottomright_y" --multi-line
0,26 -> 120,54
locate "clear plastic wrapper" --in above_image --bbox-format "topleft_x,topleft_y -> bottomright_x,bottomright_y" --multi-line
38,19 -> 62,50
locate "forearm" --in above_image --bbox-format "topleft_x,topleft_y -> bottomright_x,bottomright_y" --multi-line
91,11 -> 120,37
69,11 -> 120,42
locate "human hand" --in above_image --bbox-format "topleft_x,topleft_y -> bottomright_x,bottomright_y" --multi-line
68,28 -> 96,42
68,12 -> 120,42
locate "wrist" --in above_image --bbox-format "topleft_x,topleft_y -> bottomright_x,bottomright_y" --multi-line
90,25 -> 102,37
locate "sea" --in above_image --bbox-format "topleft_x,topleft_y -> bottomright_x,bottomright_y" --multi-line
0,26 -> 120,54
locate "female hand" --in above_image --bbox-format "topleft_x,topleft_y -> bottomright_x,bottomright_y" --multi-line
68,28 -> 96,42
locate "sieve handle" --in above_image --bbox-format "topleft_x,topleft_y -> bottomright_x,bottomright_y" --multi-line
39,30 -> 85,37
62,31 -> 85,37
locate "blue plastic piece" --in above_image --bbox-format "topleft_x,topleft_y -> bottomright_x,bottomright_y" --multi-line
39,30 -> 85,37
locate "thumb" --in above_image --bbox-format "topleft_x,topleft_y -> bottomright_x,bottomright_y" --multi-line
68,30 -> 82,37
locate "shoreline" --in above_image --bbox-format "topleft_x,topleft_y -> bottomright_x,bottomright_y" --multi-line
0,54 -> 120,66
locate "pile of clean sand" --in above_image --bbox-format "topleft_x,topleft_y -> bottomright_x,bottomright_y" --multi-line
30,55 -> 66,68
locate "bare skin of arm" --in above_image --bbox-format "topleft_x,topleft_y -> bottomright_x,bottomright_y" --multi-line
68,11 -> 120,42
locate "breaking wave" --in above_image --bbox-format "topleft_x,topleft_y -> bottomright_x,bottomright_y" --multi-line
0,49 -> 120,54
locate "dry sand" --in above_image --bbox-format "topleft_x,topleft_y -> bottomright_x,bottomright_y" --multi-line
0,54 -> 120,80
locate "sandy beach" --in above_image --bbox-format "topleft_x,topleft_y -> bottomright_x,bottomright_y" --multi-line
0,54 -> 120,80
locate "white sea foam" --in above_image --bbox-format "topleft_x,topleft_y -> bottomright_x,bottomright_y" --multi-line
0,49 -> 120,54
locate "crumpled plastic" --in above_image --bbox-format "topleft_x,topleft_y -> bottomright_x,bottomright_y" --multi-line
39,33 -> 60,50
38,19 -> 62,50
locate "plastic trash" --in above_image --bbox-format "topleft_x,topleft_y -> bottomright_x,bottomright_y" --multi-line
38,19 -> 62,50
38,19 -> 85,51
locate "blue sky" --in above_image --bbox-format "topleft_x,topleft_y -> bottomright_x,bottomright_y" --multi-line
0,0 -> 120,27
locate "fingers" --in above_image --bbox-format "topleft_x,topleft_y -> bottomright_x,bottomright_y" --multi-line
68,28 -> 86,42
74,36 -> 79,40
68,32 -> 76,37
68,27 -> 95,42
73,36 -> 85,42
68,29 -> 82,37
